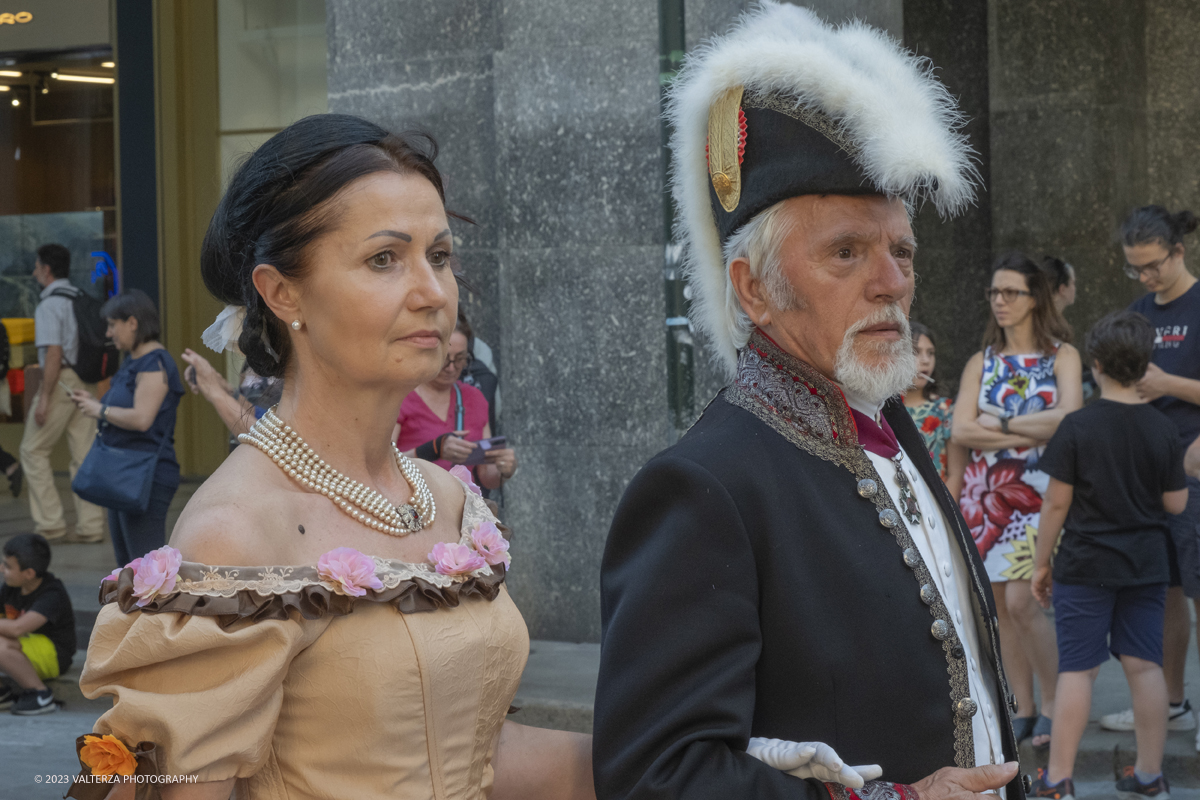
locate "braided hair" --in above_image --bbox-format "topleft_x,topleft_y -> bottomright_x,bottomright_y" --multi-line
200,114 -> 449,378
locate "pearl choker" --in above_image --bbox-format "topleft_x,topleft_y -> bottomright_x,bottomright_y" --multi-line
238,406 -> 436,536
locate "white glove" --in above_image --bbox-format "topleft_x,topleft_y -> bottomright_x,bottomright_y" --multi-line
746,737 -> 884,789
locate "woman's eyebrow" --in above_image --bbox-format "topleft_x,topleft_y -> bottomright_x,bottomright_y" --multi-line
433,229 -> 452,242
366,229 -> 412,242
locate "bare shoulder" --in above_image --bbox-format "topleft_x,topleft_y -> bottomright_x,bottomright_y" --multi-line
1055,342 -> 1081,364
412,458 -> 468,526
168,446 -> 295,565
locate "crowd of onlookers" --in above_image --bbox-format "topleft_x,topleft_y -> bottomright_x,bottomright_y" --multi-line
905,205 -> 1200,799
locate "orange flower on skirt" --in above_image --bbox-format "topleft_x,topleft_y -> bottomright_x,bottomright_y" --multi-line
80,734 -> 138,777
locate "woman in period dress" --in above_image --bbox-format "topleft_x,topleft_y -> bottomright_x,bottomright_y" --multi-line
70,115 -> 593,800
952,252 -> 1082,750
903,321 -> 967,500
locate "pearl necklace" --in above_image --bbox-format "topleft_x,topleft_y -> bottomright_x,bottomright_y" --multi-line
238,406 -> 436,536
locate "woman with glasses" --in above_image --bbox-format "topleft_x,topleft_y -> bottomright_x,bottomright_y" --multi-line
1100,206 -> 1200,741
396,314 -> 518,490
952,252 -> 1082,749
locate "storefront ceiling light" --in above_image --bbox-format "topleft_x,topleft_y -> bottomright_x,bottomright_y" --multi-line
101,62 -> 115,68
0,86 -> 8,92
0,70 -> 21,78
11,97 -> 19,107
51,73 -> 115,85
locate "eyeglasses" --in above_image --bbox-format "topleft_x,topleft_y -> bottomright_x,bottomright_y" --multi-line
985,288 -> 1033,304
444,353 -> 471,370
1123,253 -> 1172,280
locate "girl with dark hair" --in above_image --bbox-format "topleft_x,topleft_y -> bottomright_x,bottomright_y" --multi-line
1100,206 -> 1200,740
902,321 -> 967,498
67,115 -> 591,800
1041,255 -> 1076,313
952,252 -> 1083,749
68,289 -> 185,565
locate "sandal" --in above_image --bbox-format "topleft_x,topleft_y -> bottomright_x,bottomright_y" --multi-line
1032,713 -> 1052,750
1012,715 -> 1037,742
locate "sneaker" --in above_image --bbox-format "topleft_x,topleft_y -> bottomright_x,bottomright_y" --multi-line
1115,767 -> 1170,800
1029,768 -> 1075,800
10,688 -> 57,715
0,684 -> 14,710
1102,699 -> 1195,732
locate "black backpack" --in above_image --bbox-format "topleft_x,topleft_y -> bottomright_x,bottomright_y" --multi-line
50,288 -> 119,383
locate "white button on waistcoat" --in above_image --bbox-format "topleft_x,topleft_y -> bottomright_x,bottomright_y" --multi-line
942,562 -> 951,578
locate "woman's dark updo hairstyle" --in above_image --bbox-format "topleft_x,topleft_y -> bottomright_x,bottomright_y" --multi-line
982,251 -> 1073,355
1120,205 -> 1199,250
201,113 -> 450,378
1040,255 -> 1073,292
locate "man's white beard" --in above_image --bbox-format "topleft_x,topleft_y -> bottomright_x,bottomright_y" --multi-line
832,305 -> 917,409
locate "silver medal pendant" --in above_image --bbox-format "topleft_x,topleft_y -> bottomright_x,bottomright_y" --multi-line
892,455 -> 923,526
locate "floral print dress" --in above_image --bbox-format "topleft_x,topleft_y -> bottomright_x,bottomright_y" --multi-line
959,347 -> 1058,583
906,397 -> 955,480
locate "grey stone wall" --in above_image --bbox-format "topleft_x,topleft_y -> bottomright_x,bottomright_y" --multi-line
328,0 -> 668,642
326,0 -> 1200,643
988,0 -> 1150,351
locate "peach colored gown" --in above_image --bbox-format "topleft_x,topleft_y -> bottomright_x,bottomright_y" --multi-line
76,484 -> 529,799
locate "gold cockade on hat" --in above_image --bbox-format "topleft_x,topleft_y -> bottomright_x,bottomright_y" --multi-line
707,85 -> 746,213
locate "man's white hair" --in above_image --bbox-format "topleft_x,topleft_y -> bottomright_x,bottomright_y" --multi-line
722,201 -> 797,352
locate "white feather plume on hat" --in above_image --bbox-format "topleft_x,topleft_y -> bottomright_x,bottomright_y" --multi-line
667,1 -> 980,375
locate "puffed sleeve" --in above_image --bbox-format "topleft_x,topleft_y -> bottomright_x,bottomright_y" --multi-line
593,455 -> 828,800
80,604 -> 326,782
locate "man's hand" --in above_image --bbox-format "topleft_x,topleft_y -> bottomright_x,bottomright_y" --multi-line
1031,566 -> 1053,609
747,737 -> 881,789
441,432 -> 476,464
912,763 -> 1019,800
33,396 -> 48,427
1137,363 -> 1174,402
180,348 -> 232,400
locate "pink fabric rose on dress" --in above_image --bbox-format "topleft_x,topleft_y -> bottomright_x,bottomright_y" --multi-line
131,548 -> 182,607
317,547 -> 384,597
428,542 -> 487,576
103,557 -> 144,586
470,521 -> 511,568
449,465 -> 482,496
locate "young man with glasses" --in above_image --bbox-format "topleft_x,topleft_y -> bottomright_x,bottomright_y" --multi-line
1100,206 -> 1200,745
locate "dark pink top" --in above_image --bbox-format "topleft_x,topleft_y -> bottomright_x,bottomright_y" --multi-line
397,381 -> 491,470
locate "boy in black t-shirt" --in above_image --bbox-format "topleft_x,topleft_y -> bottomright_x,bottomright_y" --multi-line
1031,312 -> 1189,800
0,533 -> 76,715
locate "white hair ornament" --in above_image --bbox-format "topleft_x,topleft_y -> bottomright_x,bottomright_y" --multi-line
201,304 -> 246,354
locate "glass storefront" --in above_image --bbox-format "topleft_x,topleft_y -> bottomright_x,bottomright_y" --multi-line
1,0 -> 327,474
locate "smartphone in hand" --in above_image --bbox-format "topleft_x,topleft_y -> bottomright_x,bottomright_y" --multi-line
462,436 -> 507,466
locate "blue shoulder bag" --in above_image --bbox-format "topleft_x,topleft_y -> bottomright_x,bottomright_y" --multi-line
72,353 -> 169,513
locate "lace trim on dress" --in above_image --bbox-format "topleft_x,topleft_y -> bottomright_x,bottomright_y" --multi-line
98,480 -> 509,624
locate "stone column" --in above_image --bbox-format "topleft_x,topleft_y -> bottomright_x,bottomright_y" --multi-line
903,0 -> 993,381
988,0 -> 1150,335
327,0 -> 668,642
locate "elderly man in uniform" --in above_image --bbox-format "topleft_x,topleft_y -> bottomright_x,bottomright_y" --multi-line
593,5 -> 1027,800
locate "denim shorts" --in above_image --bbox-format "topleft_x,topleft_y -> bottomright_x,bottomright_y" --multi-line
1053,581 -> 1168,672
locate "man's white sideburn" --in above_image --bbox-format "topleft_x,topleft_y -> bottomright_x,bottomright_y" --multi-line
832,304 -> 916,408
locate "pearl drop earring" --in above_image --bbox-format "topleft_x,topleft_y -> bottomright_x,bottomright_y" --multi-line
291,320 -> 301,330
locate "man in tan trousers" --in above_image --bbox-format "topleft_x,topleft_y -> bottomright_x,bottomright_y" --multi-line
19,244 -> 105,543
